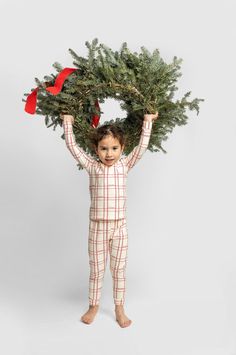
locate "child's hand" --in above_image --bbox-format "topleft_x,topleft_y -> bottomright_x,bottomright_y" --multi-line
60,114 -> 75,125
144,111 -> 159,122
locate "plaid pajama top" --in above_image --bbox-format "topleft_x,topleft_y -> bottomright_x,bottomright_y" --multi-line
63,120 -> 153,221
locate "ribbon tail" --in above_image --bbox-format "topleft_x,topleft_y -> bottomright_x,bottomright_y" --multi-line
91,115 -> 100,128
91,99 -> 101,127
24,87 -> 39,114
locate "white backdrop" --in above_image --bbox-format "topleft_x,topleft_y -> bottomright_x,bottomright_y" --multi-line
0,0 -> 236,354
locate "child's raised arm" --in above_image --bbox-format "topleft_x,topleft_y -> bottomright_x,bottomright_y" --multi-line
123,112 -> 158,172
61,114 -> 95,173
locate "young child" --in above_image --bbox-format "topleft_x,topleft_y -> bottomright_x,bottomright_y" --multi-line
61,111 -> 158,328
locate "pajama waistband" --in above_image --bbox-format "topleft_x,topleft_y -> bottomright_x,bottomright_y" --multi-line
89,218 -> 126,222
89,218 -> 127,229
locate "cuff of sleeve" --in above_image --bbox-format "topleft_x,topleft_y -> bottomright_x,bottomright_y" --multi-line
63,121 -> 73,131
63,120 -> 73,126
143,120 -> 153,129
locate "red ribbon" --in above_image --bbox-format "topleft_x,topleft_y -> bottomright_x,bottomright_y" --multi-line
24,67 -> 100,127
46,67 -> 76,94
91,99 -> 101,128
24,87 -> 39,114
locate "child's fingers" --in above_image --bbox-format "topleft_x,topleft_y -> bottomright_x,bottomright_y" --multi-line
151,112 -> 159,120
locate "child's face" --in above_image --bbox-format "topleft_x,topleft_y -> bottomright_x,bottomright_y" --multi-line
95,134 -> 124,166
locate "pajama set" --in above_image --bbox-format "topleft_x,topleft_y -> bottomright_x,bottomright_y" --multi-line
63,119 -> 153,305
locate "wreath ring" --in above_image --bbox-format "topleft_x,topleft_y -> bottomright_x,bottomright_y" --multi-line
23,38 -> 204,168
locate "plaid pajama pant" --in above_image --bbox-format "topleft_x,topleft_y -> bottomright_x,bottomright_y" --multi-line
88,218 -> 128,306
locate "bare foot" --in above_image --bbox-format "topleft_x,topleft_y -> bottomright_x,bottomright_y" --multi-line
115,305 -> 132,328
81,305 -> 99,324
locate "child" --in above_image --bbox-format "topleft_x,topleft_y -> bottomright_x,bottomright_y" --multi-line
61,111 -> 158,327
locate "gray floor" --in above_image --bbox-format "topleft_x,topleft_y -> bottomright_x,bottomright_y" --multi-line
1,256 -> 235,355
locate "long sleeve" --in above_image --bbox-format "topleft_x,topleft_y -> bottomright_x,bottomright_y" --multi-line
63,120 -> 95,173
123,120 -> 153,172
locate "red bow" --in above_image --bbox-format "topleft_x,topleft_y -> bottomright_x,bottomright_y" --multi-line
24,67 -> 100,128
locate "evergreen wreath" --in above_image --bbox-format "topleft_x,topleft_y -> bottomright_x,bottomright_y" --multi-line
23,38 -> 204,170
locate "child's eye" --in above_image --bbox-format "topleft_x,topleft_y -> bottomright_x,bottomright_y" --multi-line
113,147 -> 118,150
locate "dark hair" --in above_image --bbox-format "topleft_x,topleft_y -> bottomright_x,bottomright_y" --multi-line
89,124 -> 126,150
